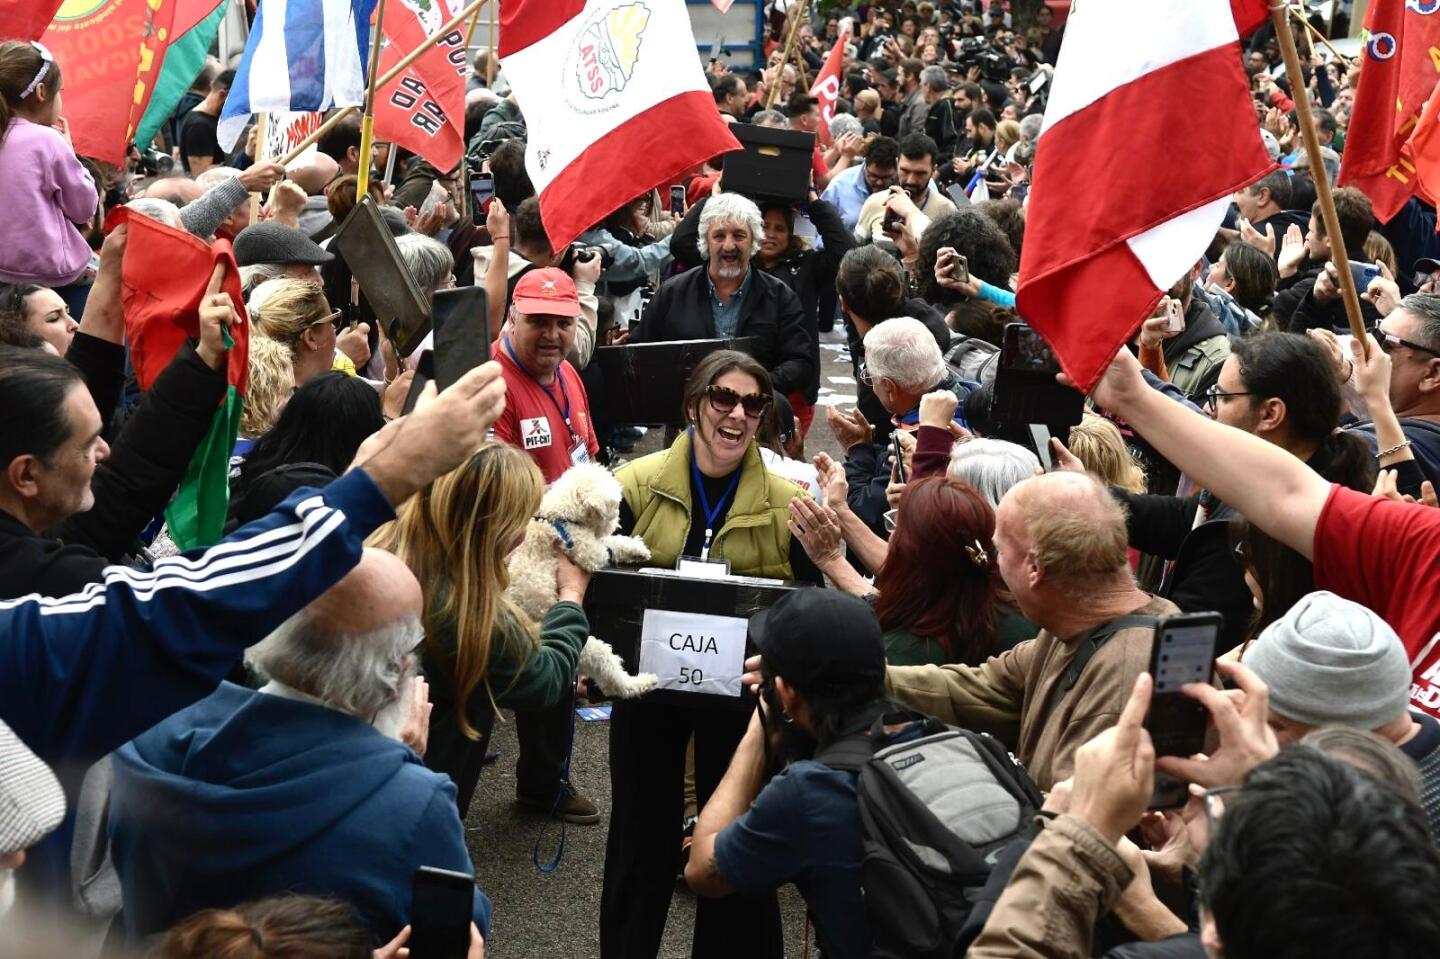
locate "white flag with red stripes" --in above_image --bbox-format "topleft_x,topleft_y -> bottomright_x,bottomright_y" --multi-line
1015,0 -> 1275,393
501,0 -> 741,249
809,28 -> 849,146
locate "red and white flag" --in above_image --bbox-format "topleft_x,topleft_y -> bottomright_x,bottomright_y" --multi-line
373,0 -> 468,174
1016,0 -> 1274,393
809,27 -> 848,146
501,0 -> 740,249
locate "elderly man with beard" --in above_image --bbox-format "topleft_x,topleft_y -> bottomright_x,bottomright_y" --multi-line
633,193 -> 814,402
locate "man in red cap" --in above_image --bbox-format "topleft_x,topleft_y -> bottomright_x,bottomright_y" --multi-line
491,267 -> 605,826
493,267 -> 601,485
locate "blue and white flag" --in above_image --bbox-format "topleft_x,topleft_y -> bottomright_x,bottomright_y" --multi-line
218,0 -> 379,151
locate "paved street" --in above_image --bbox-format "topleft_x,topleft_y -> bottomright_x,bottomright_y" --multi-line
464,327 -> 856,958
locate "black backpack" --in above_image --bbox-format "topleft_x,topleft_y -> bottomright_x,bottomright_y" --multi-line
816,711 -> 1045,959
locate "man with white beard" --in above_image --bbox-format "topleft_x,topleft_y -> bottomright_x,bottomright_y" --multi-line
633,192 -> 815,402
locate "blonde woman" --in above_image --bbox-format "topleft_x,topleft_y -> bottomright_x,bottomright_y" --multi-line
236,334 -> 295,452
1066,413 -> 1146,493
248,278 -> 339,387
368,442 -> 593,816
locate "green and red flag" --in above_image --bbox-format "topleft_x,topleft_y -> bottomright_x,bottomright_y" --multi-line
133,0 -> 228,150
107,207 -> 249,550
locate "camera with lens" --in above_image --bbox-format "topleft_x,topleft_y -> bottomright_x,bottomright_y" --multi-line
956,36 -> 1011,83
557,242 -> 614,275
139,147 -> 175,177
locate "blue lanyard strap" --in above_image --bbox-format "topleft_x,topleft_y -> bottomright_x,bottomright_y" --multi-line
503,335 -> 573,429
689,429 -> 741,558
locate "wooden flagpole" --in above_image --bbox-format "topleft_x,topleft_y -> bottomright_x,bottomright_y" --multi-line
485,4 -> 496,87
765,0 -> 811,110
280,0 -> 489,165
1270,0 -> 1368,350
249,112 -> 268,222
355,0 -> 391,199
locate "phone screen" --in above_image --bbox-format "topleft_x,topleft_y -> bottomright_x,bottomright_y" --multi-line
430,286 -> 491,391
1145,614 -> 1221,808
1001,324 -> 1061,375
670,185 -> 686,216
469,173 -> 495,225
410,866 -> 474,959
401,350 -> 435,417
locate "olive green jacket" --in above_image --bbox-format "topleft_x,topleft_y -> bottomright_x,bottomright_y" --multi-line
616,432 -> 806,579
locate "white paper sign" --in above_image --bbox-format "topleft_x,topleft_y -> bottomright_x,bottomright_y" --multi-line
638,608 -> 748,697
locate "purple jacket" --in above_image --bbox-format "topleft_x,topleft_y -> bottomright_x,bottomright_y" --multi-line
0,118 -> 96,286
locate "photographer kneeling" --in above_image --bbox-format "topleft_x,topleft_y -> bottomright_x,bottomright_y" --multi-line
686,589 -> 890,959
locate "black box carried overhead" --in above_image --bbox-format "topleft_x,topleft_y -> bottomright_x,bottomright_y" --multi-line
719,124 -> 815,203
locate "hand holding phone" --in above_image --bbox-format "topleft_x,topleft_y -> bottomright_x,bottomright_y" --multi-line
670,184 -> 686,216
1165,297 -> 1184,333
469,172 -> 495,226
410,866 -> 476,959
1144,612 -> 1222,808
890,433 -> 908,483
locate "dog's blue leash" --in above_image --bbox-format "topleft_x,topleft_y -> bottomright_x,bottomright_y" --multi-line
533,517 -> 578,875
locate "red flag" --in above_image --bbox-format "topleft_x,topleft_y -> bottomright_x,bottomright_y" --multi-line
373,0 -> 468,174
808,27 -> 848,146
1403,81 -> 1440,213
1337,0 -> 1440,223
108,206 -> 250,548
1,0 -> 63,40
43,0 -> 174,164
1015,0 -> 1273,393
501,0 -> 740,251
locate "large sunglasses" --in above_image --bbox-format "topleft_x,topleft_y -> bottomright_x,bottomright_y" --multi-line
1374,328 -> 1440,360
706,385 -> 772,418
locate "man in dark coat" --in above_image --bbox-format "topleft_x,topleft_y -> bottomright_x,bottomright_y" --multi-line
633,192 -> 814,399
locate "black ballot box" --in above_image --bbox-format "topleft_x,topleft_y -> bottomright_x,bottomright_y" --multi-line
583,567 -> 803,710
590,337 -> 759,427
720,124 -> 815,204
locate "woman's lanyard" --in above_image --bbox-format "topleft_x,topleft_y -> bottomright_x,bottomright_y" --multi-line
690,434 -> 741,561
503,335 -> 578,443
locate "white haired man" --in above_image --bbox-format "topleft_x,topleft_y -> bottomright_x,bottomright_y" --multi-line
109,548 -> 491,946
827,317 -> 973,531
633,192 -> 815,400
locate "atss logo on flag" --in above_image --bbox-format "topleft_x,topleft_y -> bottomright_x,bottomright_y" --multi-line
565,1 -> 651,113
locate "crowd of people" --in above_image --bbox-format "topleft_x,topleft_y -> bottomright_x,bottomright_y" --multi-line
4,0 -> 1440,957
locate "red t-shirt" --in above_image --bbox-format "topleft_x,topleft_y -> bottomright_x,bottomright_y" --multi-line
491,339 -> 599,484
1313,484 -> 1440,717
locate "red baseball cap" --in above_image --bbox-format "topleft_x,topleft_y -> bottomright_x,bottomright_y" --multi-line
512,267 -> 582,317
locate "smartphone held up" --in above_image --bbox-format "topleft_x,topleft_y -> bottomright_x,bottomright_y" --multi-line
1144,612 -> 1223,808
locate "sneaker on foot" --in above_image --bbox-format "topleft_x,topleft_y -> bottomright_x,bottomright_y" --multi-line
517,781 -> 601,825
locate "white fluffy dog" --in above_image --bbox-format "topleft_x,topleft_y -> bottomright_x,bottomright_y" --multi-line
506,462 -> 657,698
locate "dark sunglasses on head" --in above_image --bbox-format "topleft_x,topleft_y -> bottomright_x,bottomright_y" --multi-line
706,385 -> 772,418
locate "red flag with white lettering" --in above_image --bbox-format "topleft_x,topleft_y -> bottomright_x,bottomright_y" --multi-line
808,28 -> 848,146
373,0 -> 467,173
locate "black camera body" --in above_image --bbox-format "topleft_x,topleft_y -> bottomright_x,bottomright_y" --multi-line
956,36 -> 1011,83
558,242 -> 614,275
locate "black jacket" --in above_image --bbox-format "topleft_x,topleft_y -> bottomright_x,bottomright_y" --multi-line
1271,262 -> 1321,329
754,198 -> 852,402
1111,489 -> 1252,651
633,264 -> 815,397
0,342 -> 228,599
852,299 -> 955,443
1284,271 -> 1382,334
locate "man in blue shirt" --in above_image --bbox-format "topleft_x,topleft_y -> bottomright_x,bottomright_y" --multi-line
821,135 -> 901,232
686,589 -> 889,959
